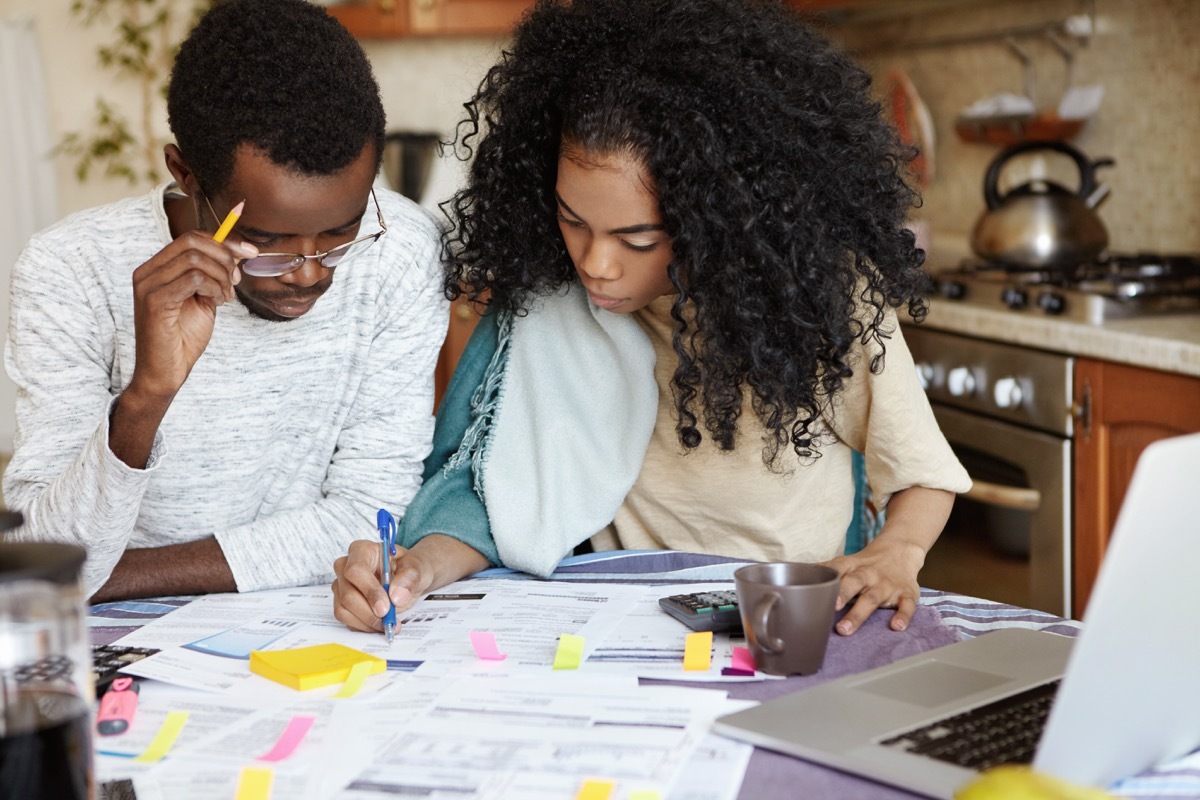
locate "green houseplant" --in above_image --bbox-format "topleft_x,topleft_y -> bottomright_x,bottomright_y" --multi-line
56,0 -> 212,184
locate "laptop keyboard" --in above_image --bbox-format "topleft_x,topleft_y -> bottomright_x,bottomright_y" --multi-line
880,680 -> 1060,771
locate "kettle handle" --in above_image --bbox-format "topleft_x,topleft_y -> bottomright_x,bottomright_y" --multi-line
982,140 -> 1112,211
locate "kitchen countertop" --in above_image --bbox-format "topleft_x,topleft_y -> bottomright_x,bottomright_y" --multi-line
911,300 -> 1200,378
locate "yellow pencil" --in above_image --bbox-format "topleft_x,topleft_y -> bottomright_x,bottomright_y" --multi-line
212,200 -> 244,243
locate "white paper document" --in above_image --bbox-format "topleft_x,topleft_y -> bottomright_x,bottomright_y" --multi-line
98,579 -> 759,799
336,676 -> 733,800
118,580 -> 759,689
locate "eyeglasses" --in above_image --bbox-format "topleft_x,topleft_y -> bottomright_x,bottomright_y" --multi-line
203,189 -> 388,278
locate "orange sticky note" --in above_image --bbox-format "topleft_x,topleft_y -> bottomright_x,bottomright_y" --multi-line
683,631 -> 713,671
575,779 -> 614,800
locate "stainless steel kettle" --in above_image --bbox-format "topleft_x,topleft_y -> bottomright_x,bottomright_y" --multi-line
970,141 -> 1114,269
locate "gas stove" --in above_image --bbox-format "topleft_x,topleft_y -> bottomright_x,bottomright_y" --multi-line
931,253 -> 1200,324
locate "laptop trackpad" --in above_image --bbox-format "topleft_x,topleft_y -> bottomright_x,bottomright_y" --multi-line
854,661 -> 1010,708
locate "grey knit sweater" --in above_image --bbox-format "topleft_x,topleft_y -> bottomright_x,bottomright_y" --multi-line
3,183 -> 447,596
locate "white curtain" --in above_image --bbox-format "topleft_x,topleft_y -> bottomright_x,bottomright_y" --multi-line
0,16 -> 58,453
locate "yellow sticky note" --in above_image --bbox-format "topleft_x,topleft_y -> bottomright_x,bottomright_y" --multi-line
629,792 -> 662,800
553,633 -> 585,670
250,643 -> 385,691
575,779 -> 614,800
333,659 -> 374,699
235,765 -> 274,800
683,631 -> 713,671
133,710 -> 190,763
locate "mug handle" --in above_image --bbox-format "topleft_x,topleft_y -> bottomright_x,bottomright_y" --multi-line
752,593 -> 786,653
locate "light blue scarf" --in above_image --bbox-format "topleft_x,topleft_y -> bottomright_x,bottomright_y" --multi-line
462,285 -> 659,577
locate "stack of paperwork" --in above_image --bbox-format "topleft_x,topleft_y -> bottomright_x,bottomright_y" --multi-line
96,580 -> 760,800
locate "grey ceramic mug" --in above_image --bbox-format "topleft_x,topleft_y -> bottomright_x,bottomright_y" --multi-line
734,562 -> 841,676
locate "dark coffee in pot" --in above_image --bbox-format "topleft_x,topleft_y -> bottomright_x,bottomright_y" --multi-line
0,688 -> 92,800
1,534 -> 93,800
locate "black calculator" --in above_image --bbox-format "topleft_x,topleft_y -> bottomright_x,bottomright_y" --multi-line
11,644 -> 160,695
92,644 -> 160,694
658,589 -> 743,633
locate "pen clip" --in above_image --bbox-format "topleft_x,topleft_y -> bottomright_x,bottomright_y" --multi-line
377,508 -> 396,556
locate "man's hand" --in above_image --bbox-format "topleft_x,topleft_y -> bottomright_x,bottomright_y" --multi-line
131,230 -> 253,397
332,534 -> 490,633
110,232 -> 255,468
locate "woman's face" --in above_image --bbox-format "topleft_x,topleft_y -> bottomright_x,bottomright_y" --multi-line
555,147 -> 676,314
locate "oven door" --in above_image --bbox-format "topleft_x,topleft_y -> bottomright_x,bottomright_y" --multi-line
922,405 -> 1072,618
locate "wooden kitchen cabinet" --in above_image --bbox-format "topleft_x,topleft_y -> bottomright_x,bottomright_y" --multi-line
329,0 -> 885,39
327,0 -> 533,38
1073,359 -> 1200,615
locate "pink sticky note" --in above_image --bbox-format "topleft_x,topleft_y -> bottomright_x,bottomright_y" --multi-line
731,646 -> 756,673
256,715 -> 316,763
469,630 -> 508,661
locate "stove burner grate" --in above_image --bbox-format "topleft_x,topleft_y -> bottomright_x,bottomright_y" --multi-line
932,253 -> 1200,323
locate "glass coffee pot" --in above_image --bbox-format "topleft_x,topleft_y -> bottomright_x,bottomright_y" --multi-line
1,511 -> 94,800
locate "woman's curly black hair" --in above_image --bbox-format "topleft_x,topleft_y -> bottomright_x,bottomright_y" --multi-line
444,0 -> 931,466
167,0 -> 385,195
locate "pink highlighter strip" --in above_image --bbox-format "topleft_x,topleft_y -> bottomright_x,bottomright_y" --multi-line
256,715 -> 317,763
469,630 -> 508,661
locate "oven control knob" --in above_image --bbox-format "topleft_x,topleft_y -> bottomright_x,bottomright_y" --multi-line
1037,291 -> 1066,315
993,376 -> 1024,409
938,279 -> 966,300
1001,287 -> 1028,310
915,362 -> 934,390
947,366 -> 976,397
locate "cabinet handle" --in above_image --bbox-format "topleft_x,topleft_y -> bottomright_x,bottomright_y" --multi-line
1071,379 -> 1092,442
379,0 -> 396,13
963,479 -> 1041,512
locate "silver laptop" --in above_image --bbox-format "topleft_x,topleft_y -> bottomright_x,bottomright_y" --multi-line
714,432 -> 1200,798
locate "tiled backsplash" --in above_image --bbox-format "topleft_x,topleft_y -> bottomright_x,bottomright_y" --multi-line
837,0 -> 1200,257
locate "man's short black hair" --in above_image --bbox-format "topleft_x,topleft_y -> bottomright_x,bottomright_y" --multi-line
167,0 -> 385,194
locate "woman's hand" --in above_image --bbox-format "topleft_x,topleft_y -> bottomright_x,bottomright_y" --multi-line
331,534 -> 491,633
823,536 -> 926,635
821,486 -> 955,636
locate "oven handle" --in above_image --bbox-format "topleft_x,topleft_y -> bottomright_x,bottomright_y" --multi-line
963,479 -> 1041,511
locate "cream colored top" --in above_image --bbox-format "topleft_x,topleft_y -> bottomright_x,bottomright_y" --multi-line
591,295 -> 971,562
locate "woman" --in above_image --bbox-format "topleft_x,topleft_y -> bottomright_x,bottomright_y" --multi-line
333,0 -> 969,637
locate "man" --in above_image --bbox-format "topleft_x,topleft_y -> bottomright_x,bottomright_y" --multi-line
2,0 -> 446,601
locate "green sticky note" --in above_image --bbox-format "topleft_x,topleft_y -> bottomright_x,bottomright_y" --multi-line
553,633 -> 585,670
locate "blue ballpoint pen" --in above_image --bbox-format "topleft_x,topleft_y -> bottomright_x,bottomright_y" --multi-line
376,508 -> 397,643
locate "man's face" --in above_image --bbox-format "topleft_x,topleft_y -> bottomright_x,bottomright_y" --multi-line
204,142 -> 379,322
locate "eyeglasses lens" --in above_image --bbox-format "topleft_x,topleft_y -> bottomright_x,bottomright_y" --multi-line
321,238 -> 373,269
240,255 -> 305,278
